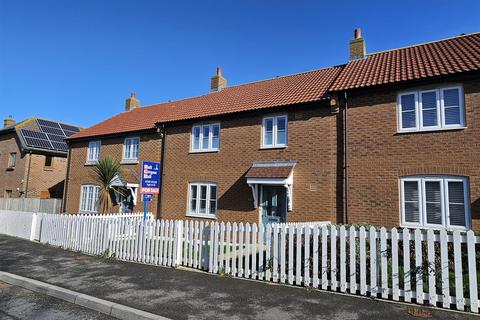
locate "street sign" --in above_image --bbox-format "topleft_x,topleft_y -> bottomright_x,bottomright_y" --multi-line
143,194 -> 153,202
141,161 -> 160,194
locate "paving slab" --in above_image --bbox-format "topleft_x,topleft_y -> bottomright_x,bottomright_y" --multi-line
0,234 -> 477,320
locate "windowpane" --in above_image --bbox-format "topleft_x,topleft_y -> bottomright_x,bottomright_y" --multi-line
425,181 -> 442,225
209,185 -> 217,214
190,185 -> 197,213
264,118 -> 273,146
404,181 -> 420,223
276,117 -> 286,145
193,127 -> 201,150
448,181 -> 466,227
421,91 -> 438,127
199,185 -> 207,213
443,88 -> 460,107
444,106 -> 461,125
402,111 -> 417,129
212,125 -> 220,149
202,126 -> 210,150
401,94 -> 416,112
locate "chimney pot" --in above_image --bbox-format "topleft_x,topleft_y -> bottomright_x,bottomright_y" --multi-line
3,115 -> 15,128
354,28 -> 362,39
125,93 -> 140,111
211,67 -> 227,92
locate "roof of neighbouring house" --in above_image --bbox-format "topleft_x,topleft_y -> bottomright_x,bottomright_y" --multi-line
330,32 -> 480,91
67,66 -> 343,140
0,117 -> 83,155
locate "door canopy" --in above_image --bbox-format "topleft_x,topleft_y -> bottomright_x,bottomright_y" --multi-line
246,161 -> 296,211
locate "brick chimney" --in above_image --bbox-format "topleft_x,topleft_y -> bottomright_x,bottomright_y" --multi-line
125,92 -> 140,111
349,28 -> 366,60
210,67 -> 227,92
3,115 -> 15,128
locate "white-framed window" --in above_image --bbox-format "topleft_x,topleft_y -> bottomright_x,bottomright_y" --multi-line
187,182 -> 217,218
123,137 -> 139,161
262,115 -> 287,148
397,86 -> 465,132
7,152 -> 16,168
80,184 -> 100,213
87,141 -> 101,163
191,123 -> 220,152
400,176 -> 470,230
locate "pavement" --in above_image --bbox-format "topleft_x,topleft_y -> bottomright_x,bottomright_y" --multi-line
0,234 -> 477,320
0,280 -> 114,320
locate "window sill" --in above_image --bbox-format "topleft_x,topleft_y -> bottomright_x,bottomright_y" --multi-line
43,167 -> 53,171
397,126 -> 466,134
120,159 -> 139,165
186,213 -> 217,220
189,150 -> 219,154
401,224 -> 469,232
85,161 -> 98,166
260,145 -> 287,150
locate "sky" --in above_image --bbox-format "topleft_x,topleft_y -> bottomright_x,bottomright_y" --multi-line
0,0 -> 479,128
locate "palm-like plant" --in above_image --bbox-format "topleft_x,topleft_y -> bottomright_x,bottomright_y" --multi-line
93,156 -> 123,213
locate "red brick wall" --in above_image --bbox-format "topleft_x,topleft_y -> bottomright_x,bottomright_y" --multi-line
160,103 -> 339,224
64,132 -> 162,215
26,154 -> 67,198
345,77 -> 480,230
0,132 -> 26,197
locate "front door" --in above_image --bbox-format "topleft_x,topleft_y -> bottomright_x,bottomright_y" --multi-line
261,186 -> 286,225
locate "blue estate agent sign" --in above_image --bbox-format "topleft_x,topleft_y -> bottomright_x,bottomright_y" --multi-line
141,161 -> 160,194
143,194 -> 153,202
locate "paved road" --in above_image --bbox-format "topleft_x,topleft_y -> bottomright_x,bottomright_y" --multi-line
0,280 -> 115,320
0,235 -> 476,320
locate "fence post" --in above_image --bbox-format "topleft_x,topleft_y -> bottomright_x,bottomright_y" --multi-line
174,220 -> 183,267
30,213 -> 38,241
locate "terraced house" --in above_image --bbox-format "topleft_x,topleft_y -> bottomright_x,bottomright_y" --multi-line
64,30 -> 480,231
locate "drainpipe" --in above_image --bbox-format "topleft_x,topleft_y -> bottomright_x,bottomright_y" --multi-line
62,146 -> 72,213
24,151 -> 32,198
158,124 -> 167,219
343,91 -> 348,224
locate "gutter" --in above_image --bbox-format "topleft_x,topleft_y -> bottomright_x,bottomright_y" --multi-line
62,144 -> 72,213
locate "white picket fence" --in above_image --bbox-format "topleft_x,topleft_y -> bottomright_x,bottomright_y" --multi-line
35,214 -> 480,314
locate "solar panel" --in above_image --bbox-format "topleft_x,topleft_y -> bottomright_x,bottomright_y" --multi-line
21,129 -> 53,149
46,133 -> 66,142
37,119 -> 61,129
50,141 -> 68,151
60,123 -> 80,133
40,125 -> 65,136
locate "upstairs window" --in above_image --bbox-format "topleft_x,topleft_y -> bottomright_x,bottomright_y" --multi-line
87,141 -> 101,163
262,115 -> 287,148
80,184 -> 100,213
7,152 -> 16,168
191,123 -> 220,152
44,156 -> 53,168
401,176 -> 470,230
123,137 -> 139,161
188,182 -> 217,218
398,86 -> 464,132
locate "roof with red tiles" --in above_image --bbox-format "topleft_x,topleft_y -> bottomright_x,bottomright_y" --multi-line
69,66 -> 342,140
330,32 -> 480,91
245,165 -> 294,179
